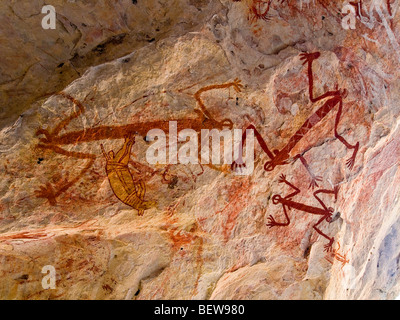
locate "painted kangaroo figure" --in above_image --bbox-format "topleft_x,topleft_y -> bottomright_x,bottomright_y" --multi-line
232,52 -> 359,188
267,174 -> 339,251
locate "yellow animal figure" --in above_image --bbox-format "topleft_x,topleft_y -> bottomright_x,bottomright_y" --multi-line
101,134 -> 155,216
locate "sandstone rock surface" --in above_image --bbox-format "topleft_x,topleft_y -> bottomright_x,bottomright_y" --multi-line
0,0 -> 400,300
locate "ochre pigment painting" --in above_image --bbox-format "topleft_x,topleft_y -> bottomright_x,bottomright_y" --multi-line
0,0 -> 400,305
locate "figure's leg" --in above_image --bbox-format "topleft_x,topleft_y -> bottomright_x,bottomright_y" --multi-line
313,215 -> 334,252
232,124 -> 275,170
268,176 -> 300,227
35,92 -> 99,205
300,52 -> 340,103
387,0 -> 393,16
51,93 -> 86,137
334,99 -> 359,169
278,174 -> 301,199
313,186 -> 339,211
114,135 -> 135,165
194,79 -> 243,123
36,92 -> 85,144
292,154 -> 322,189
267,204 -> 290,228
35,147 -> 95,206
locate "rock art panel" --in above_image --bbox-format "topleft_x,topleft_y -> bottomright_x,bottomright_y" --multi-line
0,0 -> 399,301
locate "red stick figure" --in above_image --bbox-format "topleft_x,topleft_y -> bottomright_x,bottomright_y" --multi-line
267,174 -> 339,251
232,52 -> 359,188
248,0 -> 287,23
325,242 -> 350,269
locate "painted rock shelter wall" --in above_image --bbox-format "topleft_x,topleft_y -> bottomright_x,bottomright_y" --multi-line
0,0 -> 400,300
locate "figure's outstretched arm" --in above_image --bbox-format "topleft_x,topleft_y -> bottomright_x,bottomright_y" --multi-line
292,154 -> 322,189
36,92 -> 87,144
267,203 -> 290,228
300,52 -> 340,103
232,124 -> 275,170
333,99 -> 360,169
51,92 -> 86,137
313,186 -> 339,211
313,215 -> 334,252
114,135 -> 135,165
194,78 -> 243,122
35,144 -> 96,205
278,174 -> 301,199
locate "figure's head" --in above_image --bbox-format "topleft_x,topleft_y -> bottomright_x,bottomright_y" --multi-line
272,194 -> 282,205
108,151 -> 115,159
264,161 -> 275,172
264,151 -> 288,172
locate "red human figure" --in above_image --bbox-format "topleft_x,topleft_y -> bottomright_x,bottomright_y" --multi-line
248,0 -> 287,23
232,52 -> 359,189
325,242 -> 350,269
249,0 -> 273,23
267,174 -> 339,252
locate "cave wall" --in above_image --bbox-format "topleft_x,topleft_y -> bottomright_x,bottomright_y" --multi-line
0,0 -> 399,300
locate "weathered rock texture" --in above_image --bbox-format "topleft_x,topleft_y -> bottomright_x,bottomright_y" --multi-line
0,0 -> 400,300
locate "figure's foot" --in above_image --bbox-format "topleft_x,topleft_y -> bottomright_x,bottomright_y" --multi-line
324,239 -> 334,252
346,142 -> 359,170
346,157 -> 354,169
36,128 -> 53,144
278,174 -> 287,184
266,215 -> 288,228
300,52 -> 321,64
231,160 -> 246,172
309,175 -> 322,189
137,200 -> 156,216
231,78 -> 244,93
124,133 -> 136,144
266,215 -> 279,228
334,185 -> 340,200
34,183 -> 57,206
